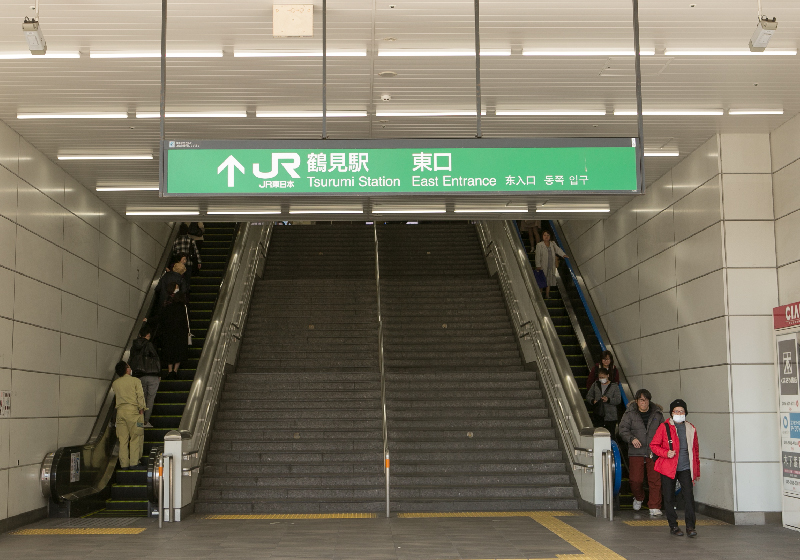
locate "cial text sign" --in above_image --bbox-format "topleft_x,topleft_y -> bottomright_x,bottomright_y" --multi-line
163,139 -> 640,196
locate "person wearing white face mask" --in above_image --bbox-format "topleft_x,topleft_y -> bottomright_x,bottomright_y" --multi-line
585,368 -> 621,435
650,399 -> 700,538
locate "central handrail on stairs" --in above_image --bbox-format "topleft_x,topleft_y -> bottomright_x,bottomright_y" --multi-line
373,223 -> 390,518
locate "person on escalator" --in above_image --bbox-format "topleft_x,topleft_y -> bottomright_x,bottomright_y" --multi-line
148,282 -> 190,381
534,230 -> 568,299
586,350 -> 620,388
128,324 -> 161,428
112,361 -> 146,469
586,368 -> 621,435
619,389 -> 664,517
172,223 -> 201,289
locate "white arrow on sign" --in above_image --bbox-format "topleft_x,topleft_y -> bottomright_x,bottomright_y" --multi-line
217,155 -> 245,188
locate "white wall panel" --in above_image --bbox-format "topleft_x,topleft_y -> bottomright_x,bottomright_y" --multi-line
589,284 -> 607,317
64,213 -> 100,266
10,418 -> 59,466
131,224 -> 158,267
13,274 -> 61,332
724,221 -> 777,269
604,232 -> 637,279
673,176 -> 722,244
638,246 -> 676,300
695,459 -> 734,511
16,182 -> 64,247
15,227 -> 62,289
604,303 -> 640,344
0,217 -> 15,269
729,315 -> 774,365
637,208 -> 674,262
637,369 -> 681,407
130,254 -> 156,294
770,112 -> 800,172
96,343 -> 121,380
7,464 -> 47,516
733,413 -> 780,462
0,119 -> 19,174
0,466 -> 7,521
99,213 -> 131,251
639,288 -> 678,337
691,412 -> 733,461
18,139 -> 65,204
60,333 -> 96,379
99,270 -> 131,317
62,252 -> 98,303
97,307 -> 133,347
726,268 -> 778,316
11,322 -> 60,374
680,365 -> 730,413
613,338 -> 641,378
0,318 -> 11,370
560,219 -> 597,242
580,251 -> 605,290
64,176 -> 101,230
0,167 -> 18,223
635,172 -> 674,227
603,266 -> 639,312
735,462 -> 782,512
677,270 -> 726,327
678,317 -> 728,370
129,286 -> 146,319
730,365 -> 778,414
775,212 -> 800,268
59,375 -> 99,417
603,202 -> 637,248
0,418 -> 9,469
57,417 -> 94,448
675,223 -> 724,285
0,267 -> 13,319
571,220 -> 604,265
778,260 -> 800,306
721,174 -> 774,220
640,330 -> 680,375
61,293 -> 98,341
98,234 -> 132,280
10,371 -> 58,418
772,160 -> 800,220
671,135 -> 720,200
720,133 -> 772,174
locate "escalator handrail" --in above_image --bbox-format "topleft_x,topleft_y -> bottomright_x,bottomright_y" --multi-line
373,224 -> 388,465
41,223 -> 181,502
549,221 -> 632,406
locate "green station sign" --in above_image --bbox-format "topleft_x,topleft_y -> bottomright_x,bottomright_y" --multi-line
163,139 -> 641,196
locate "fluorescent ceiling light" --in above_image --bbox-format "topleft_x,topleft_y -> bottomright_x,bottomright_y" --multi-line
18,112 -> 128,119
454,206 -> 528,213
536,207 -> 610,213
58,154 -> 153,160
379,49 -> 510,57
0,52 -> 80,59
136,111 -> 247,119
126,211 -> 199,216
90,51 -> 223,58
207,210 -> 281,215
664,49 -> 796,56
614,109 -> 723,116
96,186 -> 159,191
523,49 -> 655,56
234,50 -> 366,57
496,110 -> 606,116
256,111 -> 367,118
728,109 -> 784,115
376,110 -> 486,117
643,151 -> 680,157
289,209 -> 363,214
372,207 -> 447,214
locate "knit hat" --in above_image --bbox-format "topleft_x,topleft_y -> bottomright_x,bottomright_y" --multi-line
669,399 -> 688,416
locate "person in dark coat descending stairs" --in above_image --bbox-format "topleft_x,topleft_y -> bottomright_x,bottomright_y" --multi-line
619,389 -> 665,516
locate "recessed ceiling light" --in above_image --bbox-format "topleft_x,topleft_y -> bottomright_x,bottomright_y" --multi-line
728,109 -> 784,115
256,111 -> 367,118
126,210 -> 199,216
136,111 -> 247,118
496,110 -> 607,116
90,51 -> 223,58
58,154 -> 153,160
290,209 -> 364,214
378,71 -> 398,77
664,49 -> 796,56
234,50 -> 366,57
643,151 -> 680,157
0,52 -> 80,59
535,207 -> 610,213
454,206 -> 528,213
372,206 -> 447,214
96,186 -> 159,191
18,112 -> 128,119
379,49 -> 510,56
375,110 -> 486,117
523,49 -> 655,56
206,210 -> 282,215
614,109 -> 723,116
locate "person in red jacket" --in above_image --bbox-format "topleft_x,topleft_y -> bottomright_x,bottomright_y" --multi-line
649,399 -> 700,538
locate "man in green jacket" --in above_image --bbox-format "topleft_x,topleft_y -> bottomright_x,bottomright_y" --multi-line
112,361 -> 146,469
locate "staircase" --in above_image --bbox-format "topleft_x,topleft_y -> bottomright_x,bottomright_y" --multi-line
93,223 -> 238,517
195,224 -> 386,514
379,222 -> 577,512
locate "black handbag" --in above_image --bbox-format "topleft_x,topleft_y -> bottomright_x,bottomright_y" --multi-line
593,399 -> 605,418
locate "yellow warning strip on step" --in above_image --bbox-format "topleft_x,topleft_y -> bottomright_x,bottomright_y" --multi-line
396,511 -> 580,518
624,519 -> 728,527
203,513 -> 377,520
11,528 -> 147,535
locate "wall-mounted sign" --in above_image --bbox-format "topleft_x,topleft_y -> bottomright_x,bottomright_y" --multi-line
0,390 -> 9,418
163,138 -> 641,196
775,301 -> 800,330
70,451 -> 81,483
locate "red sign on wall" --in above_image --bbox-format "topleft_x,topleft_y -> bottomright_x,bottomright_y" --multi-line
775,302 -> 800,330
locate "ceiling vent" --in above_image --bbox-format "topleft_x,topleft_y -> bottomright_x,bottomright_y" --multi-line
273,5 -> 314,37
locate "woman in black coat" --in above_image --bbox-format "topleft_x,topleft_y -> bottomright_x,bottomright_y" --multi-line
148,282 -> 189,378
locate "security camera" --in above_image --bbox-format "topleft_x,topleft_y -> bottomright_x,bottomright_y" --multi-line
749,16 -> 777,52
22,16 -> 46,55
381,93 -> 392,102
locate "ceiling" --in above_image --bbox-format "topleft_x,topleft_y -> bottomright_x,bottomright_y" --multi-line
0,0 -> 798,220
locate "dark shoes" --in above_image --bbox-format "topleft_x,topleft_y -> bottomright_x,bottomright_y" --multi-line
687,528 -> 697,538
670,527 -> 684,536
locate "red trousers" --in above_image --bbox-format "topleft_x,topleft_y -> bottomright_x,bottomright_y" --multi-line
629,456 -> 662,509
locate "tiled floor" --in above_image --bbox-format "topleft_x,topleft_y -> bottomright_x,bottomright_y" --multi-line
2,510 -> 800,560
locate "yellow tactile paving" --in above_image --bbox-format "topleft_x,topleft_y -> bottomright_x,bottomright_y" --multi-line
624,519 -> 728,527
11,528 -> 147,535
396,511 -> 580,518
202,512 -> 377,520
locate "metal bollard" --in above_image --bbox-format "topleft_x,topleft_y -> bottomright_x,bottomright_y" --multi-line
167,454 -> 174,523
158,455 -> 163,529
385,451 -> 390,518
607,451 -> 614,521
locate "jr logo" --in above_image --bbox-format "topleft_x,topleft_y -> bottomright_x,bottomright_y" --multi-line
254,153 -> 301,179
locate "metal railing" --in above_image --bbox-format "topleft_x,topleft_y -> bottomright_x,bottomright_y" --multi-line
40,223 -> 181,512
164,222 -> 273,519
373,223 -> 390,518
